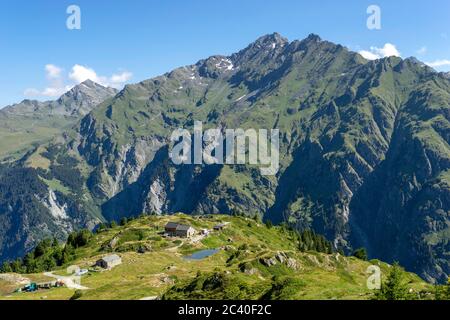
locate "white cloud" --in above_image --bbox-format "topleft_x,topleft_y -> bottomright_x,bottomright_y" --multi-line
45,64 -> 63,79
359,43 -> 401,60
416,46 -> 427,56
68,64 -> 133,89
425,59 -> 450,68
358,50 -> 380,60
24,64 -> 133,98
69,64 -> 99,84
24,64 -> 66,97
110,71 -> 133,84
41,86 -> 71,97
23,88 -> 41,96
24,86 -> 69,98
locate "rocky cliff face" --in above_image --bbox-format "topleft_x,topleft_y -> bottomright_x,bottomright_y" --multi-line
1,34 -> 449,283
0,166 -> 97,262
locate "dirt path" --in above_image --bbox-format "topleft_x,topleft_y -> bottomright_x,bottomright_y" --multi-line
167,240 -> 185,252
190,233 -> 207,244
43,272 -> 88,290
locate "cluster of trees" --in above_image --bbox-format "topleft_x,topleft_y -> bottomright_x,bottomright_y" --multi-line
0,213 -> 145,274
0,166 -> 49,211
435,279 -> 450,300
40,148 -> 84,193
67,229 -> 93,248
373,262 -> 450,300
271,222 -> 334,254
296,230 -> 333,254
47,155 -> 84,193
0,229 -> 93,274
231,210 -> 262,223
96,214 -> 141,232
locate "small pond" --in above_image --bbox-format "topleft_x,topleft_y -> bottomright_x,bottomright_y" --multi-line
183,249 -> 219,260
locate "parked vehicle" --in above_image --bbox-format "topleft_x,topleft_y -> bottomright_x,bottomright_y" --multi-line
23,283 -> 38,292
75,269 -> 89,276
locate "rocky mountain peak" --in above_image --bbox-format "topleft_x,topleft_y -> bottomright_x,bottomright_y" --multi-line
80,79 -> 97,88
230,32 -> 289,70
1,80 -> 118,118
55,80 -> 118,116
303,33 -> 322,43
60,80 -> 117,101
253,32 -> 289,47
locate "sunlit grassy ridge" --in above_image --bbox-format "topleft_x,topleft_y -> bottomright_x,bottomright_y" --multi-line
0,214 -> 430,300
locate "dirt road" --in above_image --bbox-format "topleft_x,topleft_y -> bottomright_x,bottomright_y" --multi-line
43,272 -> 88,290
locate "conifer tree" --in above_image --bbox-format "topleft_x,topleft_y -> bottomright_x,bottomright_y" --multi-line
375,262 -> 412,300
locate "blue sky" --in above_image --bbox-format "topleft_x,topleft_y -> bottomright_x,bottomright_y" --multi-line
1,0 -> 449,106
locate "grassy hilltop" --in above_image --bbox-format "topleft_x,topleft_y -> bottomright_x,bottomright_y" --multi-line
0,214 -> 431,300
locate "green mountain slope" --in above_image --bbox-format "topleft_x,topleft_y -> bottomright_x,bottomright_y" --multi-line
350,78 -> 450,282
0,80 -> 117,161
0,33 -> 449,284
0,214 -> 431,300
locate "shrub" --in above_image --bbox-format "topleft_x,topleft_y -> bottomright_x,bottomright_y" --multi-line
352,248 -> 368,261
120,217 -> 128,226
67,230 -> 92,248
70,290 -> 83,300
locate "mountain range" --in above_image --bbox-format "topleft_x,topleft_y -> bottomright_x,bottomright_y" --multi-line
0,33 -> 449,284
0,80 -> 117,161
